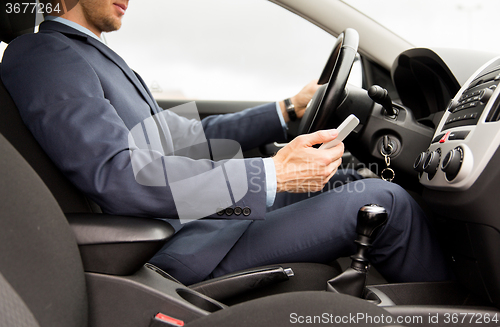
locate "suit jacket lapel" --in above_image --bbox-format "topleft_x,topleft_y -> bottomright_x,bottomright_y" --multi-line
85,37 -> 159,113
40,21 -> 158,113
133,70 -> 162,115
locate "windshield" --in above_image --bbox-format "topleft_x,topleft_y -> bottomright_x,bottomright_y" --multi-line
342,0 -> 500,54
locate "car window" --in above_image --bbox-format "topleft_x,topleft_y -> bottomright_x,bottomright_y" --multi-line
0,43 -> 7,58
104,0 -> 342,101
343,0 -> 500,54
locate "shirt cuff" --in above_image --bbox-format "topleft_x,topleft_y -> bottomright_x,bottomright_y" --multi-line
263,157 -> 277,207
275,101 -> 288,139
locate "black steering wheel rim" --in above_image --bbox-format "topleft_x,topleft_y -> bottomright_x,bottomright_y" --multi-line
298,28 -> 359,135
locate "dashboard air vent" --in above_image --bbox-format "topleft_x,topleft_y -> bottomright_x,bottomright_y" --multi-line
486,94 -> 500,122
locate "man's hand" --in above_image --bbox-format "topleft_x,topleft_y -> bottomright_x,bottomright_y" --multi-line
272,130 -> 344,193
280,80 -> 320,122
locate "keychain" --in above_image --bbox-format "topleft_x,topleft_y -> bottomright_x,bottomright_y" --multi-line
380,143 -> 395,182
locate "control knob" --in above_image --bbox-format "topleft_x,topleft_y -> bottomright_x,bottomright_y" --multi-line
413,152 -> 428,173
423,149 -> 441,179
441,147 -> 464,181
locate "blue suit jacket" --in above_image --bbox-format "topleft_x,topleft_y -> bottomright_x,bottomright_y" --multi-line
1,21 -> 286,284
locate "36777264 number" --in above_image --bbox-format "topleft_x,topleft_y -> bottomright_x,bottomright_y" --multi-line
5,2 -> 61,14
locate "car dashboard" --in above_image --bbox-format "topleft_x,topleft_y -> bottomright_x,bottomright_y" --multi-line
391,51 -> 500,307
418,57 -> 500,191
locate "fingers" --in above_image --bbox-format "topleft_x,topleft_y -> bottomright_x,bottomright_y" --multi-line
294,129 -> 339,147
302,79 -> 320,95
292,80 -> 321,113
307,79 -> 320,92
323,142 -> 345,160
274,130 -> 344,193
296,157 -> 342,193
326,158 -> 342,179
305,158 -> 341,193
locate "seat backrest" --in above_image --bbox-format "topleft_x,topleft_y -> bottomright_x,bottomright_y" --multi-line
0,64 -> 101,213
0,133 -> 88,327
0,1 -> 36,43
0,4 -> 100,213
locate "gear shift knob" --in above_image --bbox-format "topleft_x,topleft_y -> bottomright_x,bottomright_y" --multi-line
356,204 -> 388,239
351,204 -> 388,272
326,204 -> 388,298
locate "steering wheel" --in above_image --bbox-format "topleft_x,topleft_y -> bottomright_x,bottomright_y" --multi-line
298,28 -> 359,135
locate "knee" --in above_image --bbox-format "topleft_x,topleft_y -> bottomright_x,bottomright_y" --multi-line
360,179 -> 412,209
361,179 -> 423,230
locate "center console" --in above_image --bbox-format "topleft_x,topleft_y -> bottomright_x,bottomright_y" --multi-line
415,57 -> 500,190
414,56 -> 500,307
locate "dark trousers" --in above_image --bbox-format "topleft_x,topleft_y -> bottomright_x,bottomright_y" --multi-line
210,170 -> 451,283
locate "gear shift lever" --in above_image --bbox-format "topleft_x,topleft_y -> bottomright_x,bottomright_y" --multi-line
351,204 -> 388,272
327,204 -> 388,298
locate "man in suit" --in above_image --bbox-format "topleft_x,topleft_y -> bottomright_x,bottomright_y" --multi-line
1,0 -> 450,285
